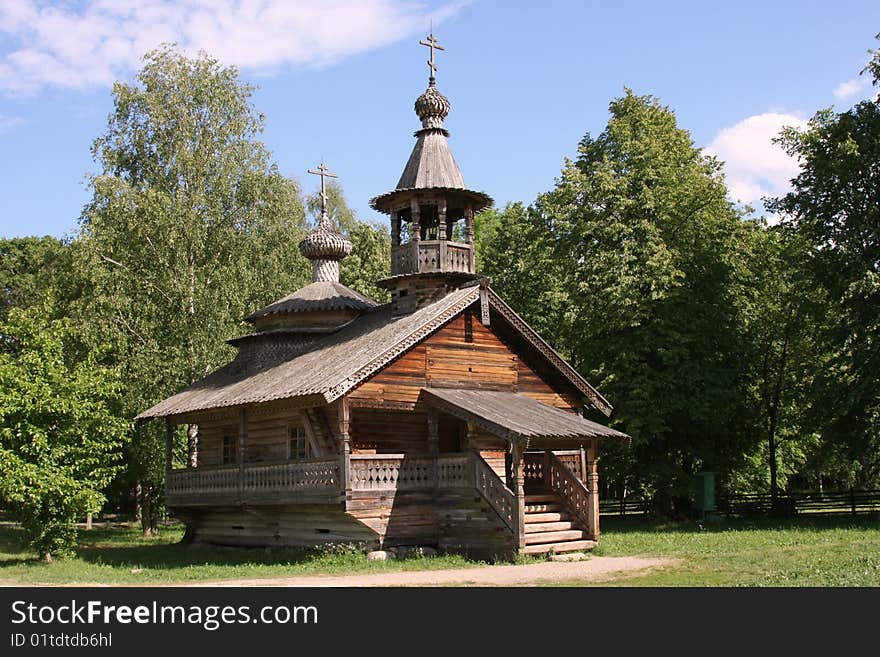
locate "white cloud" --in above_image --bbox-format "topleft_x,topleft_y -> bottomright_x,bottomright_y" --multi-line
705,112 -> 808,211
0,1 -> 467,96
833,77 -> 870,100
0,114 -> 26,133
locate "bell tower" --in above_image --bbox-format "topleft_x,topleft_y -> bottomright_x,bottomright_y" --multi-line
371,32 -> 493,315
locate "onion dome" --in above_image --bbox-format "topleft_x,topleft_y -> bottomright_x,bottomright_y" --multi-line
298,216 -> 352,262
415,83 -> 450,130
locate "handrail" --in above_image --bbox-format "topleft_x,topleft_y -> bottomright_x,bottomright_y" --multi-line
546,451 -> 594,537
472,452 -> 518,535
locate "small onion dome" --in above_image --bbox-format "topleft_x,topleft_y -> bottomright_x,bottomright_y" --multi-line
298,218 -> 352,261
415,84 -> 450,129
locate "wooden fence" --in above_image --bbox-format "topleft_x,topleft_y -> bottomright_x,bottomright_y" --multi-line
600,489 -> 880,518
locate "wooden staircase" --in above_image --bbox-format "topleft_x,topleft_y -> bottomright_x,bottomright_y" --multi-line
521,490 -> 597,555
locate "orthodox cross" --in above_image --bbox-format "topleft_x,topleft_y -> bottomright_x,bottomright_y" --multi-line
419,32 -> 445,81
307,161 -> 337,220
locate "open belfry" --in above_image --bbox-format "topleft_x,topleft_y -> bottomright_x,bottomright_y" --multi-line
137,33 -> 629,559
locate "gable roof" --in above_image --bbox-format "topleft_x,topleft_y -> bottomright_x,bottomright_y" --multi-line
420,388 -> 629,446
136,284 -> 611,420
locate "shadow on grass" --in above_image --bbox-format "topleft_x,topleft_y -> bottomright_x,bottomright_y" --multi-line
600,513 -> 880,535
0,523 -> 333,573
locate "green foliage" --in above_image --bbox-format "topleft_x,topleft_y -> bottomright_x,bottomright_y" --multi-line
767,46 -> 880,487
341,221 -> 391,303
0,307 -> 127,559
480,90 -> 755,512
76,45 -> 310,528
0,237 -> 73,320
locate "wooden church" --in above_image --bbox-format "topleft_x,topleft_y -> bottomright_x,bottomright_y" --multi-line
137,34 -> 629,559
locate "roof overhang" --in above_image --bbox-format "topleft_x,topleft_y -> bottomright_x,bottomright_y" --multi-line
420,388 -> 630,448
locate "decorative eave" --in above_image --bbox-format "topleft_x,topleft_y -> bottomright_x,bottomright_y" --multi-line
370,187 -> 493,214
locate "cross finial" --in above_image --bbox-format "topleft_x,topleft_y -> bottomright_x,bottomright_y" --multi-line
419,32 -> 445,84
307,161 -> 338,224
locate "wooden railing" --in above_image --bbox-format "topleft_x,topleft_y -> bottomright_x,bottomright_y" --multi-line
243,459 -> 339,492
391,240 -> 474,276
166,458 -> 339,500
348,453 -> 474,491
547,451 -> 595,539
472,452 -> 518,535
437,453 -> 471,488
349,454 -> 435,490
524,450 -> 584,487
167,464 -> 240,496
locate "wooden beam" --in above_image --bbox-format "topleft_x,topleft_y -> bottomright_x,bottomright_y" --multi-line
511,442 -> 525,551
238,407 -> 247,503
587,437 -> 599,541
164,417 -> 174,473
339,398 -> 352,500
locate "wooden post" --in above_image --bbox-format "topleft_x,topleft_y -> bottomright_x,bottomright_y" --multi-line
238,407 -> 247,504
579,446 -> 587,483
587,437 -> 599,541
543,449 -> 551,491
391,209 -> 400,247
339,398 -> 351,503
428,408 -> 439,491
164,418 -> 174,473
511,442 -> 525,552
465,205 -> 475,272
410,199 -> 421,273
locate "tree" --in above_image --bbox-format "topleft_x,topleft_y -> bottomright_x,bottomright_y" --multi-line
767,41 -> 880,487
0,306 -> 127,561
730,221 -> 824,500
0,236 -> 72,320
479,91 -> 755,514
77,45 -> 309,533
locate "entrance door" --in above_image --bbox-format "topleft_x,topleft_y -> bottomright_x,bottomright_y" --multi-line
438,415 -> 465,453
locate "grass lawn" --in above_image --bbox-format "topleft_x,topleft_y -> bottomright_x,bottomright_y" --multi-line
585,514 -> 880,586
1,515 -> 878,586
0,522 -> 481,585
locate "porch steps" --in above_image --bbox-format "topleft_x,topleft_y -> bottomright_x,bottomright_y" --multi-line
522,490 -> 596,556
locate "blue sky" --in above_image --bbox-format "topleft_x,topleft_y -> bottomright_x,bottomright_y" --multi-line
1,0 -> 879,239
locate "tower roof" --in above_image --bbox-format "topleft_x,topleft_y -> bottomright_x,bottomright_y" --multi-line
370,34 -> 492,214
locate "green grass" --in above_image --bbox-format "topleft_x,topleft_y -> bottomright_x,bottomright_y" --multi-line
3,515 -> 878,586
581,514 -> 880,586
0,522 -> 481,585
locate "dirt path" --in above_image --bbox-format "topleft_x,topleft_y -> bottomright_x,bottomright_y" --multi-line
184,556 -> 671,587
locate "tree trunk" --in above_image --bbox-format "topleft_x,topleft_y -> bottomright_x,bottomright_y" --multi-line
768,334 -> 789,512
41,551 -> 53,564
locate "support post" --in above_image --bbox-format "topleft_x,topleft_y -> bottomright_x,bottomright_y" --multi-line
339,398 -> 351,503
587,437 -> 599,541
391,209 -> 400,247
410,198 -> 421,273
164,418 -> 174,474
511,442 -> 525,551
465,205 -> 475,272
428,407 -> 439,490
238,407 -> 247,504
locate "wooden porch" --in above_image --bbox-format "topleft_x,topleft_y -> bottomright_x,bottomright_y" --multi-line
166,448 -> 599,555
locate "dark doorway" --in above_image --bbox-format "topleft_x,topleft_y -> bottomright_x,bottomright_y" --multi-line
438,415 -> 465,453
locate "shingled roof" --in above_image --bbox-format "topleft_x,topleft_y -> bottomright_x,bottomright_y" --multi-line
420,388 -> 629,445
245,281 -> 377,321
136,284 -> 611,421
